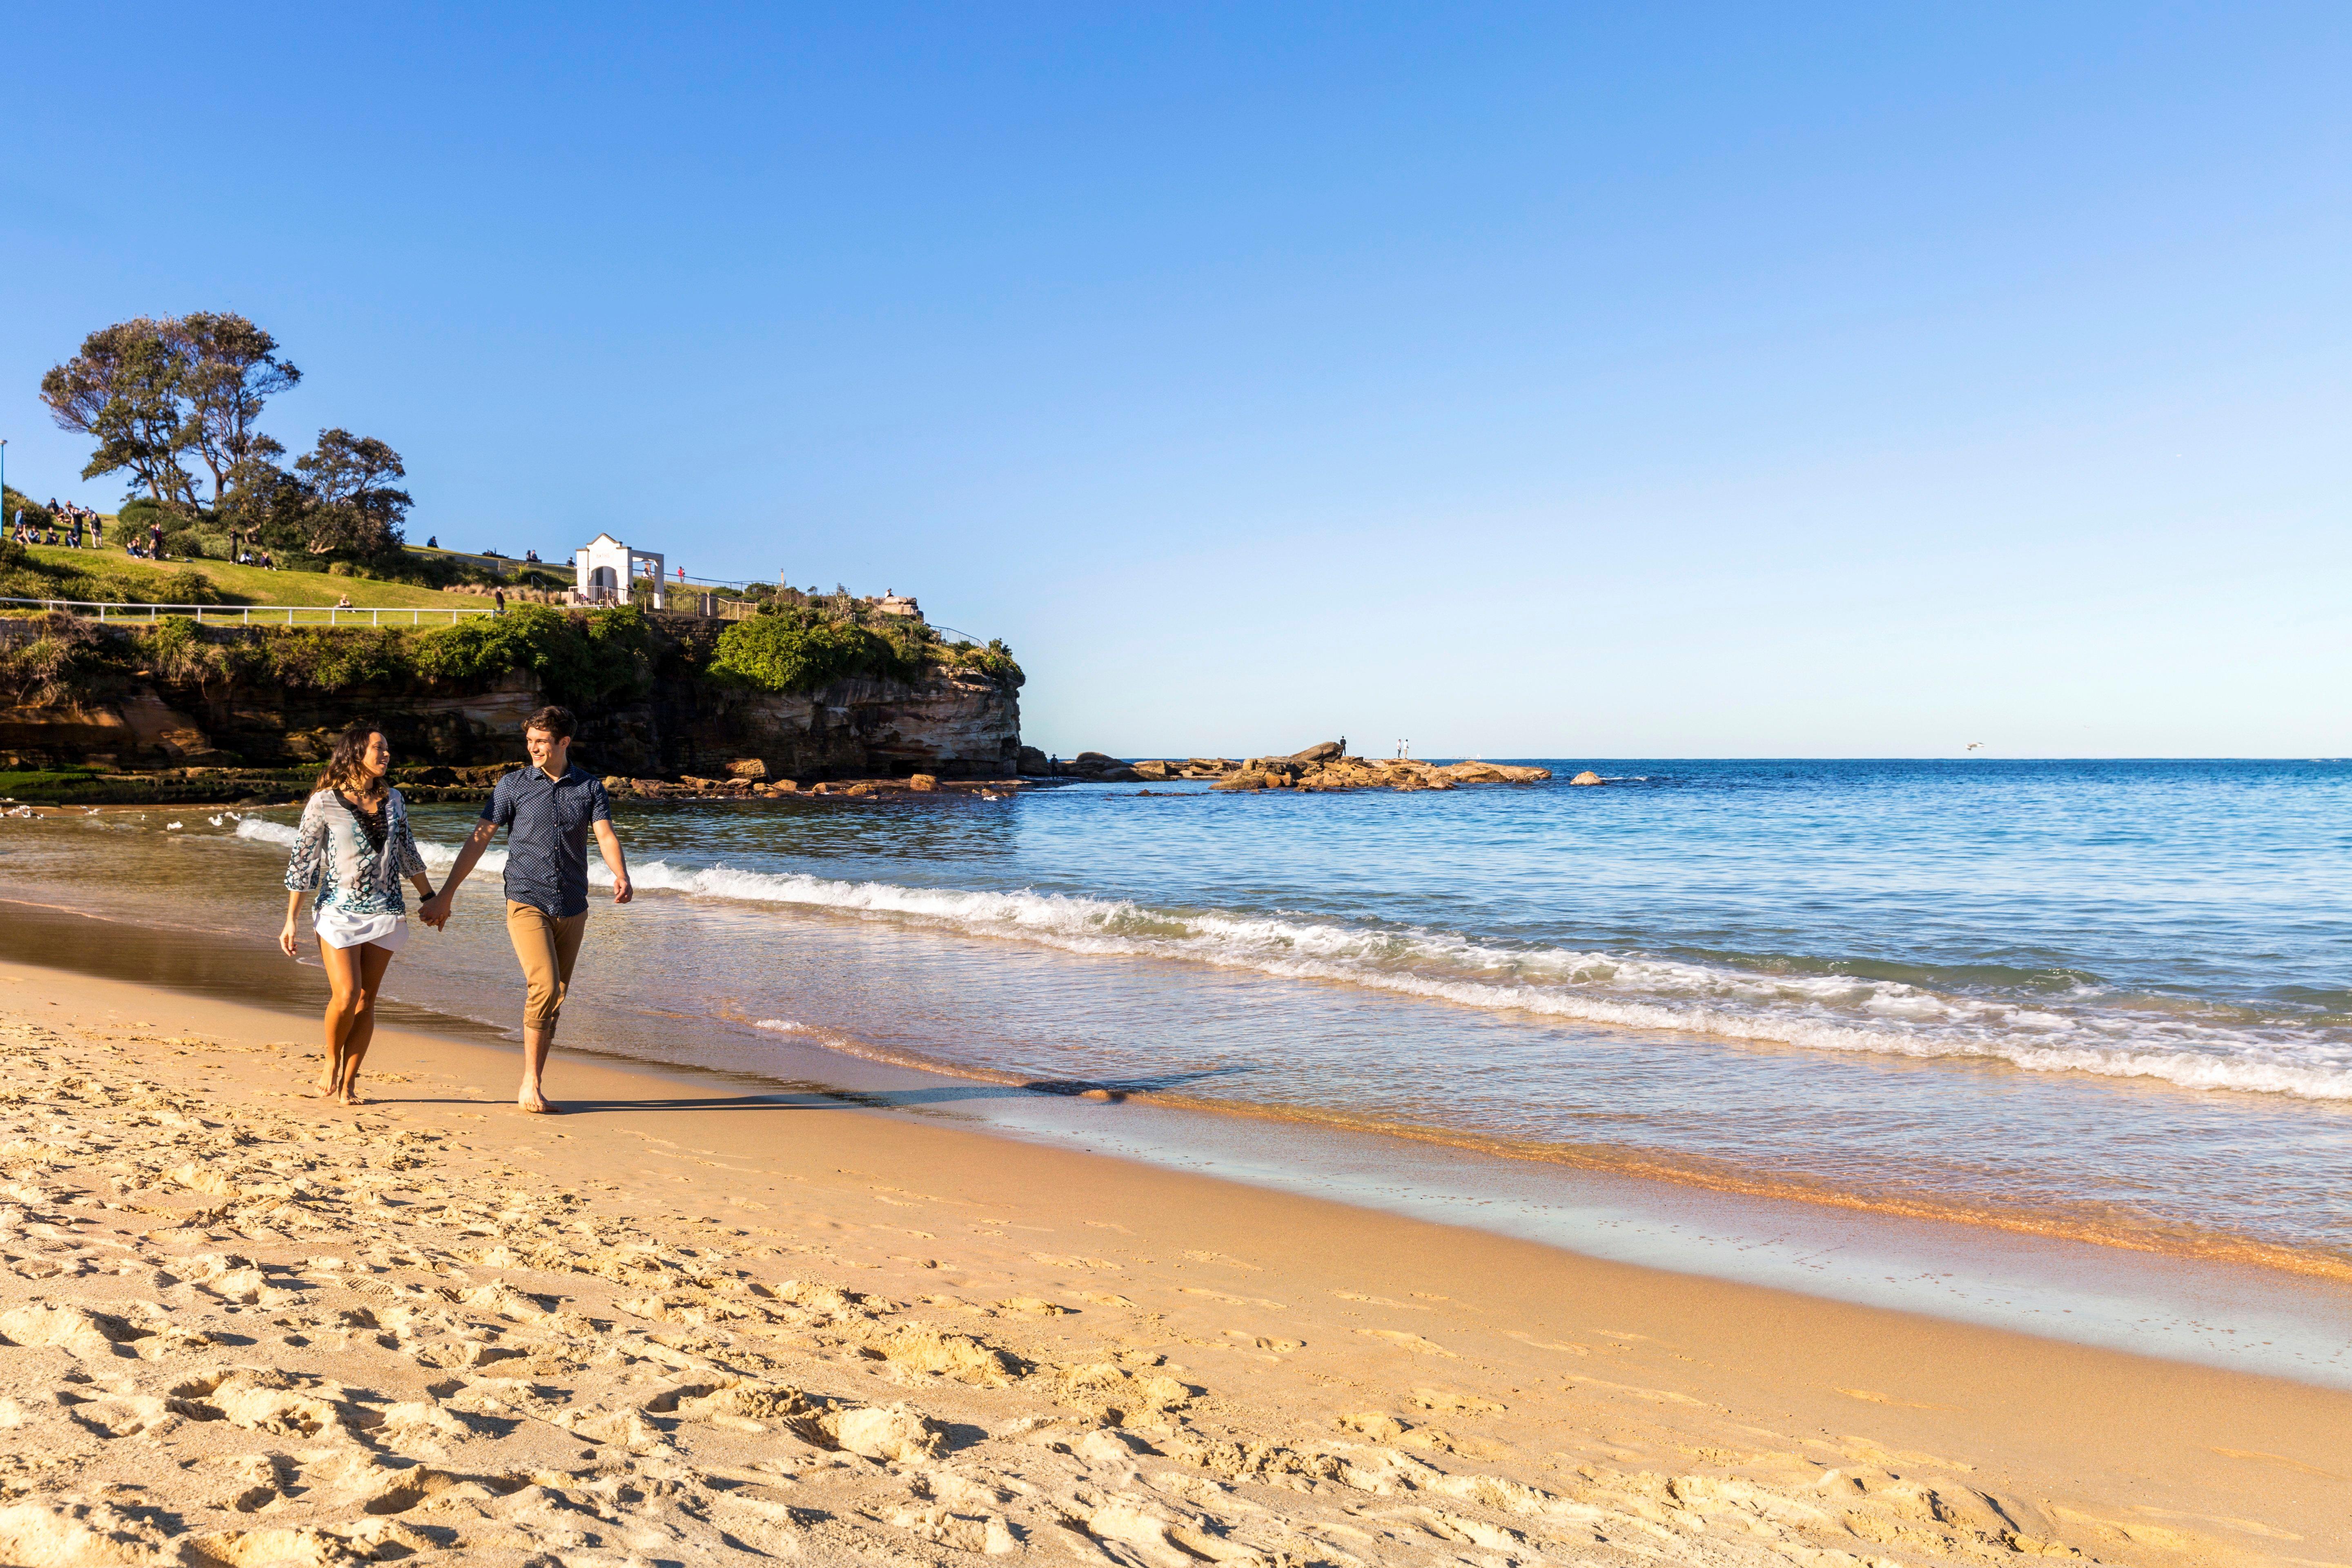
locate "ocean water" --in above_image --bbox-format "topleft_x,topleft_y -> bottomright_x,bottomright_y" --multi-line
6,759 -> 2350,1285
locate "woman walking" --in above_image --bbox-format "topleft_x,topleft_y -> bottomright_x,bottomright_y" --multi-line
280,724 -> 437,1104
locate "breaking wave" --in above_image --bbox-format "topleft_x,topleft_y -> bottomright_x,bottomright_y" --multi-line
223,815 -> 2352,1100
574,850 -> 2352,1101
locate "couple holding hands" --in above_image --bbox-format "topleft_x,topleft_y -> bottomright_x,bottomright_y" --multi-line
278,706 -> 633,1109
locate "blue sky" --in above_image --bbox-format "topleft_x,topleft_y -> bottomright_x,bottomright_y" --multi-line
4,4 -> 2345,757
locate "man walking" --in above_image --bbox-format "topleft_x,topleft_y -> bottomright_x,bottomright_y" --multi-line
421,706 -> 632,1112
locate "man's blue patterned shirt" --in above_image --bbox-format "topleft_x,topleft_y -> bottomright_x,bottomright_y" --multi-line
483,764 -> 611,918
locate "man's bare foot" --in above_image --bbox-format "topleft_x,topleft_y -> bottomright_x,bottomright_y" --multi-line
518,1085 -> 555,1114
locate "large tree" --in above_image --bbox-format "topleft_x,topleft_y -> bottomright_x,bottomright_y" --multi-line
243,429 -> 412,561
173,313 -> 301,504
38,319 -> 203,509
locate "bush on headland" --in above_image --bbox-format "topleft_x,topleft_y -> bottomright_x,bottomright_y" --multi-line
709,604 -> 1023,695
0,598 -> 1018,711
410,604 -> 655,707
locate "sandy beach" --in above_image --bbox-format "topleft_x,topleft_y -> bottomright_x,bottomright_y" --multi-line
0,959 -> 2342,1567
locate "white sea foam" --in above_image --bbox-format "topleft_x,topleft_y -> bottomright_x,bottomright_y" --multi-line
582,855 -> 2352,1101
235,816 -> 506,873
225,818 -> 2352,1101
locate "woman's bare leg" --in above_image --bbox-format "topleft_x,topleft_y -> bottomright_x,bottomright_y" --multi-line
335,943 -> 396,1104
317,940 -> 368,1100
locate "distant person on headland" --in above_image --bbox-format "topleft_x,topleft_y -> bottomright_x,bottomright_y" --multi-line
493,588 -> 507,615
421,706 -> 633,1114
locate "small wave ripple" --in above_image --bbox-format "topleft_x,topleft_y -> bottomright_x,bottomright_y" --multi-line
584,849 -> 2352,1100
226,816 -> 2352,1100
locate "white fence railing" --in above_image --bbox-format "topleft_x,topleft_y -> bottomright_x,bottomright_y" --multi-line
0,597 -> 495,627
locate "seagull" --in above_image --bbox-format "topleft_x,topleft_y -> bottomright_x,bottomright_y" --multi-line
1965,742 -> 1984,752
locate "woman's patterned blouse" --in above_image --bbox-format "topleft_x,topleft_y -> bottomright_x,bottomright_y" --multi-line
283,788 -> 428,915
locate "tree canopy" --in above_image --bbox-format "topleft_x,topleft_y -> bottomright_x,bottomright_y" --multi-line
40,314 -> 408,566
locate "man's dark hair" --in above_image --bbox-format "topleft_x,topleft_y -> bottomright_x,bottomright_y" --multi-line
523,706 -> 575,740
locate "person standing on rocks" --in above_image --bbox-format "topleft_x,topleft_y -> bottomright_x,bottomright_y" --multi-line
420,706 -> 632,1113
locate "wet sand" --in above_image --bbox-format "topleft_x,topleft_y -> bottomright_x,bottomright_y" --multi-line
0,957 -> 2345,1566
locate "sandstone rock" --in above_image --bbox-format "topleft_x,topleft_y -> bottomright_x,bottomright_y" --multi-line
1018,745 -> 1049,775
1214,771 -> 1272,791
772,779 -> 800,794
844,782 -> 877,797
1289,741 -> 1343,763
908,774 -> 938,791
1073,751 -> 1116,766
680,775 -> 722,790
1131,760 -> 1171,781
1570,771 -> 1604,786
726,758 -> 768,780
603,775 -> 628,792
1099,766 -> 1143,783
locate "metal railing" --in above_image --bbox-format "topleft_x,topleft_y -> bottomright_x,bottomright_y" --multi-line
0,596 -> 496,626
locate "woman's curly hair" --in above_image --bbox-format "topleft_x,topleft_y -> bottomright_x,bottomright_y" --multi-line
314,723 -> 388,797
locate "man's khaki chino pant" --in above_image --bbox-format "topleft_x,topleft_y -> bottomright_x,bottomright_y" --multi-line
506,900 -> 588,1031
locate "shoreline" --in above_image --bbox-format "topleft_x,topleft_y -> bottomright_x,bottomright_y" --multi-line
752,1015 -> 2352,1287
4,888 -> 2350,1396
0,958 -> 2346,1564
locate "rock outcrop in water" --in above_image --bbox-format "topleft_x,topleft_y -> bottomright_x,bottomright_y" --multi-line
1023,742 -> 1550,792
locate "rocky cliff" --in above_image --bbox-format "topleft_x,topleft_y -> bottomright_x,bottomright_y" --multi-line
0,624 -> 1020,784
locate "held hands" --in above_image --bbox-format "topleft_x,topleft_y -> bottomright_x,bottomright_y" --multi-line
418,893 -> 452,929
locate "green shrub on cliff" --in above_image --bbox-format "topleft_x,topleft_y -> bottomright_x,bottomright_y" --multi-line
707,610 -> 917,694
944,637 -> 1025,688
0,614 -> 122,706
412,603 -> 651,707
247,626 -> 412,690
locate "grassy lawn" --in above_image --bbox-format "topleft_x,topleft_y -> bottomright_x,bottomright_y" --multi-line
14,545 -> 495,616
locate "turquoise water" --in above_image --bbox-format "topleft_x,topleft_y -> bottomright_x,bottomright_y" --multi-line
7,758 -> 2350,1277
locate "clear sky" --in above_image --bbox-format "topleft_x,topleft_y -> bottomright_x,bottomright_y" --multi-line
4,4 -> 2345,757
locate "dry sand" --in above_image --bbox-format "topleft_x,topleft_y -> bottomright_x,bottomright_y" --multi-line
0,958 -> 2343,1568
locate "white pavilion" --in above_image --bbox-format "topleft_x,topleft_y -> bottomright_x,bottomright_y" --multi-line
573,533 -> 666,610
